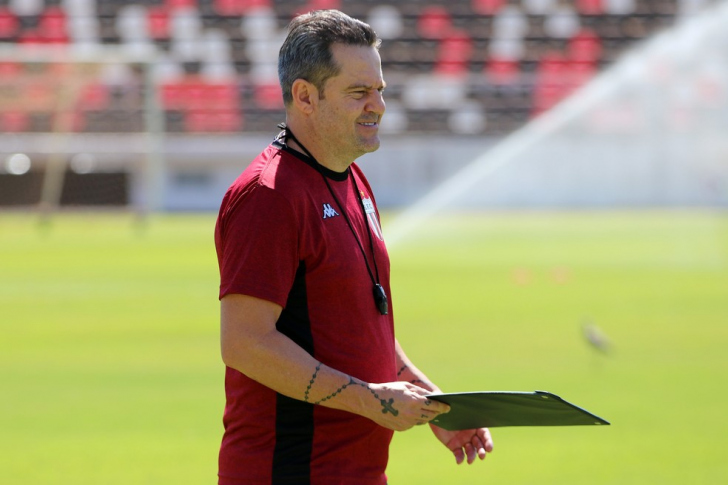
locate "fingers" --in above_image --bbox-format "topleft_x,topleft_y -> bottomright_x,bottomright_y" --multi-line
449,429 -> 494,465
413,397 -> 449,427
453,448 -> 465,465
421,395 -> 451,415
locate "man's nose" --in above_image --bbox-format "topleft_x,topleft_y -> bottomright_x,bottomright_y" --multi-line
367,91 -> 386,116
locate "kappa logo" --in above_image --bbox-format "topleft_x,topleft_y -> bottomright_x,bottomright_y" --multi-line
322,203 -> 339,219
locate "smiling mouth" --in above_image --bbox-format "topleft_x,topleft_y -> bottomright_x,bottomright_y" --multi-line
358,121 -> 378,127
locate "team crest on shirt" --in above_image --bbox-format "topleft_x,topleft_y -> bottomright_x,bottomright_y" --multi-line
361,191 -> 384,241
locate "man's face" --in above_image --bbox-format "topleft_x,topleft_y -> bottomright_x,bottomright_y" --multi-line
312,43 -> 386,165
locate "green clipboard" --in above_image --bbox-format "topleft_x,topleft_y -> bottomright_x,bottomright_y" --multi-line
427,391 -> 610,430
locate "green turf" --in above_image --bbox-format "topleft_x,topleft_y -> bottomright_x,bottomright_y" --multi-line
1,211 -> 726,484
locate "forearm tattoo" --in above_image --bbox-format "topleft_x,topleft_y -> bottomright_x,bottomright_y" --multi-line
395,364 -> 429,388
303,362 -> 322,403
304,365 -> 399,416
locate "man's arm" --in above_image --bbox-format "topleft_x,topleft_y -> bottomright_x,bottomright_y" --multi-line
394,339 -> 495,464
394,339 -> 441,393
220,294 -> 450,431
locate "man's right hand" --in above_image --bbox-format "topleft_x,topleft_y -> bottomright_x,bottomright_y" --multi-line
359,381 -> 451,431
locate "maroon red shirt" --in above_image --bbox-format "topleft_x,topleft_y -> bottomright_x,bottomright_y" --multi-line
215,139 -> 396,484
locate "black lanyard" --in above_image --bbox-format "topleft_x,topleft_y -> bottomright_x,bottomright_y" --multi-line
278,123 -> 388,316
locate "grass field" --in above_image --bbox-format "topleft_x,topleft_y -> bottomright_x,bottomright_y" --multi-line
1,210 -> 726,484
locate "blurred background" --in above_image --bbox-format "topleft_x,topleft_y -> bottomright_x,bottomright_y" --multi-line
1,1 -> 727,484
1,0 -> 725,212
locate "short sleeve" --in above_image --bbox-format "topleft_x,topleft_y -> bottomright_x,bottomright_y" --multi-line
217,184 -> 299,306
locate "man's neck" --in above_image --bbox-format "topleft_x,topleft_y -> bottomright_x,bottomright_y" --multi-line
284,122 -> 352,173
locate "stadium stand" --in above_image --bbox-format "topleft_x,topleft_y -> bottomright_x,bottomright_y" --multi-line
0,0 -> 715,136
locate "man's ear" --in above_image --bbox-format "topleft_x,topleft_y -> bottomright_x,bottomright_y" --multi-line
291,79 -> 318,114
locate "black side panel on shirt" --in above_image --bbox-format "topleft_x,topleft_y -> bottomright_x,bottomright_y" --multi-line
272,395 -> 314,484
272,261 -> 314,484
276,261 -> 314,354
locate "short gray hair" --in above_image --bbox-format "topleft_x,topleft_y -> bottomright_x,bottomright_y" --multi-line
278,10 -> 381,106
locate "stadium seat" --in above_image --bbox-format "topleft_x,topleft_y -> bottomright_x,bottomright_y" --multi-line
214,0 -> 273,16
0,8 -> 19,39
448,103 -> 487,134
15,7 -> 70,44
240,6 -> 278,41
252,81 -> 284,110
576,0 -> 604,14
434,30 -> 474,76
0,111 -> 30,132
485,57 -> 521,85
568,28 -> 602,64
76,83 -> 111,111
417,6 -> 453,40
8,0 -> 44,17
367,5 -> 403,40
543,5 -> 581,39
40,7 -> 70,43
148,6 -> 171,40
491,5 -> 529,41
117,5 -> 149,42
0,61 -> 21,77
299,0 -> 342,15
185,109 -> 242,132
523,0 -> 558,15
472,0 -> 506,15
532,49 -> 597,115
532,51 -> 569,115
166,0 -> 199,8
161,75 -> 242,132
604,0 -> 636,14
161,80 -> 191,111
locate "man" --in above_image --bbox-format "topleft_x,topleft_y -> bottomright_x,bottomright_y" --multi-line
214,9 -> 493,484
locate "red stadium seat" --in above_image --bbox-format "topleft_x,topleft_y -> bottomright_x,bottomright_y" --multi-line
165,78 -> 239,111
532,50 -> 598,115
56,109 -> 86,133
302,0 -> 341,12
568,29 -> 602,64
0,111 -> 30,132
206,82 -> 240,111
0,61 -> 22,78
148,6 -> 170,39
77,83 -> 111,111
434,30 -> 473,76
17,30 -> 43,45
532,52 -> 569,115
213,0 -> 272,16
17,7 -> 68,44
0,8 -> 19,39
165,0 -> 198,8
161,76 -> 242,132
576,0 -> 604,14
161,82 -> 188,111
472,0 -> 506,15
253,81 -> 284,110
184,80 -> 213,111
38,7 -> 69,44
418,6 -> 453,40
485,57 -> 520,85
185,109 -> 242,132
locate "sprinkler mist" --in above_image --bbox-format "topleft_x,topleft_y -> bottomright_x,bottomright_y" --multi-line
383,2 -> 728,248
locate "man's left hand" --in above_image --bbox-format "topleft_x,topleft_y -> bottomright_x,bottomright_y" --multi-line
429,424 -> 494,465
